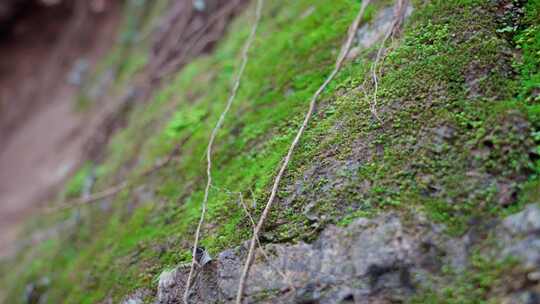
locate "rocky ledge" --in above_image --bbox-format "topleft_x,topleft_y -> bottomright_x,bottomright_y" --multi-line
120,204 -> 540,304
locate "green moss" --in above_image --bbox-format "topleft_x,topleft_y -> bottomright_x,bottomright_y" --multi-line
63,162 -> 93,199
515,0 -> 540,103
2,0 -> 370,302
410,252 -> 519,304
3,0 -> 539,302
511,0 -> 540,216
288,0 -> 538,235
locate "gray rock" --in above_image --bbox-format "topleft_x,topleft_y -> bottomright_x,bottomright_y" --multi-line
501,291 -> 540,304
498,204 -> 540,269
141,205 -> 540,303
503,204 -> 540,235
502,237 -> 540,269
152,213 -> 463,303
347,2 -> 414,61
355,3 -> 413,49
156,267 -> 183,304
121,289 -> 151,304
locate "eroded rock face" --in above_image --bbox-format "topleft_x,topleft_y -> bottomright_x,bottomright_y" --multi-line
148,205 -> 540,303
153,213 -> 464,303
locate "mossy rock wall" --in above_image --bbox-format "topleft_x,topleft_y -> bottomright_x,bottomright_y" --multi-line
1,0 -> 539,303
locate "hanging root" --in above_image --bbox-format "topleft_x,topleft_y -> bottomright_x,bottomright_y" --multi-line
391,0 -> 408,38
366,0 -> 408,123
234,1 -> 371,303
237,193 -> 296,293
182,0 -> 264,303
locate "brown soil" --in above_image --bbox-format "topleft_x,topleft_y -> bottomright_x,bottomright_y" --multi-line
0,0 -> 122,255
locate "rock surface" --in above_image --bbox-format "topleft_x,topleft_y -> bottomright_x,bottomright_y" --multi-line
499,204 -> 540,269
149,205 -> 540,303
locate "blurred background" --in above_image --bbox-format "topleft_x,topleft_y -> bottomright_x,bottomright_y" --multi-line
0,0 -> 121,255
0,0 -> 244,257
